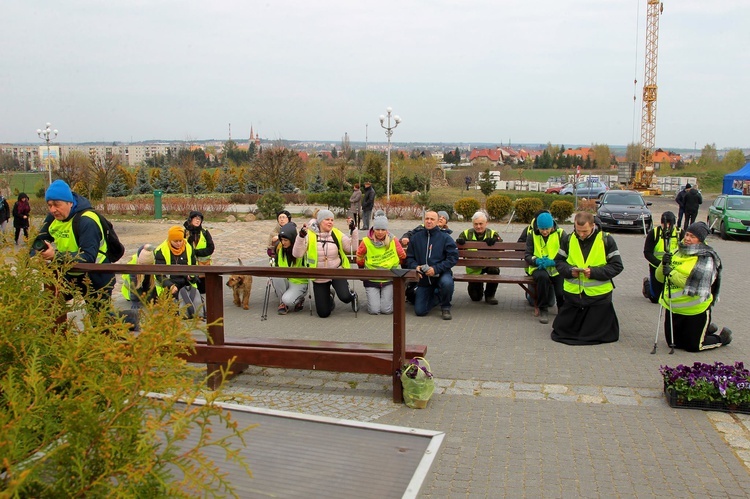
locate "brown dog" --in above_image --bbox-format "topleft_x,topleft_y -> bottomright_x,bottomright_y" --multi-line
226,259 -> 253,310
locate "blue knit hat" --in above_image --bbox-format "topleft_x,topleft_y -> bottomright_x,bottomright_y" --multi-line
537,212 -> 554,229
45,179 -> 75,203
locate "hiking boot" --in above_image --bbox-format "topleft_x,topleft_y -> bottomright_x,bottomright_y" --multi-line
441,309 -> 452,321
294,297 -> 305,312
485,295 -> 499,305
719,327 -> 733,346
277,303 -> 288,315
539,308 -> 549,324
706,322 -> 718,335
351,291 -> 359,313
642,277 -> 651,299
330,289 -> 336,311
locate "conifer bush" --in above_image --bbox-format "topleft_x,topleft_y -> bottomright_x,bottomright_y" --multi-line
549,199 -> 575,223
453,197 -> 481,220
0,246 -> 253,496
514,197 -> 544,223
485,195 -> 512,221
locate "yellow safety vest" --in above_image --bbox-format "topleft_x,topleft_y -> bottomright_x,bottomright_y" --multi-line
277,246 -> 308,284
659,253 -> 713,315
305,228 -> 350,269
649,227 -> 680,268
121,252 -> 139,300
48,211 -> 108,275
190,231 -> 212,264
526,229 -> 562,276
154,240 -> 195,296
460,228 -> 499,275
363,237 -> 400,282
563,231 -> 614,296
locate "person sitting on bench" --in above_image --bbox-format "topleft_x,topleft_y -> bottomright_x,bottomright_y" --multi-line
455,211 -> 501,305
524,211 -> 566,324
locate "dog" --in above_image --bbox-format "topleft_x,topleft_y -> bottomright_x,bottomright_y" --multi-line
226,258 -> 253,310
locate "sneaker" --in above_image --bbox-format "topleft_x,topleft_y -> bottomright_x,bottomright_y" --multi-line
719,327 -> 733,346
539,308 -> 549,324
351,291 -> 359,313
706,322 -> 718,335
277,303 -> 288,315
441,309 -> 452,320
294,297 -> 305,312
330,289 -> 336,311
485,295 -> 499,305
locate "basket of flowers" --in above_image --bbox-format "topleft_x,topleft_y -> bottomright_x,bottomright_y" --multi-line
661,362 -> 750,414
399,357 -> 435,409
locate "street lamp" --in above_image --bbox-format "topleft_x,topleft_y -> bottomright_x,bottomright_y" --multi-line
37,123 -> 58,186
379,107 -> 401,202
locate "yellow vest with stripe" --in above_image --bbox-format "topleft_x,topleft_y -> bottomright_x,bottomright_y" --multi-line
277,245 -> 308,284
190,231 -> 211,264
526,229 -> 562,276
563,231 -> 614,296
460,228 -> 499,275
48,211 -> 108,275
154,240 -> 195,296
121,252 -> 139,300
305,228 -> 351,269
363,237 -> 400,282
649,227 -> 680,268
659,253 -> 713,315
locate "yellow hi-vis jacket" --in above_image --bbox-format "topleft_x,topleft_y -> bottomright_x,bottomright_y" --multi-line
563,231 -> 614,296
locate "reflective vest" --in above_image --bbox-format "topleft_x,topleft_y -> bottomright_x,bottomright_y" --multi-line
121,252 -> 139,300
659,253 -> 713,315
154,240 -> 195,296
526,229 -> 562,276
363,237 -> 400,282
48,211 -> 108,275
277,246 -> 308,284
460,228 -> 499,275
190,230 -> 212,264
563,231 -> 614,296
305,228 -> 350,269
649,226 -> 680,268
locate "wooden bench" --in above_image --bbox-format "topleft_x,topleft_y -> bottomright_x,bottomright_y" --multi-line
74,263 -> 420,402
452,241 -> 539,313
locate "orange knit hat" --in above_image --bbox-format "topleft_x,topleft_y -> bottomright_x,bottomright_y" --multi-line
168,225 -> 185,241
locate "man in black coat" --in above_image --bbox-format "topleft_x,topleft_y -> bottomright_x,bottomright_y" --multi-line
361,181 -> 375,230
682,184 -> 703,233
674,183 -> 689,227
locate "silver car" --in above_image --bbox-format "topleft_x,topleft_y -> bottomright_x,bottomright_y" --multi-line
560,180 -> 609,198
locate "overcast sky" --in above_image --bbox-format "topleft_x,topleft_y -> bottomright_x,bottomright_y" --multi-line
2,0 -> 748,150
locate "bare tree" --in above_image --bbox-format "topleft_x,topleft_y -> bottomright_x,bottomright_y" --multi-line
173,149 -> 201,195
58,151 -> 93,192
252,147 -> 305,192
88,152 -> 122,201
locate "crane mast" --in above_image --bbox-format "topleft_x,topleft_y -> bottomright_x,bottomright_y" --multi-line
633,0 -> 663,194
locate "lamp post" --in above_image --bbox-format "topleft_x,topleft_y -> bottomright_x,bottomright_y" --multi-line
379,107 -> 401,202
37,123 -> 58,186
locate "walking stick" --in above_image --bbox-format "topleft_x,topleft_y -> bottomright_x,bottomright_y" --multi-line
504,209 -> 516,234
261,256 -> 274,321
349,221 -> 358,317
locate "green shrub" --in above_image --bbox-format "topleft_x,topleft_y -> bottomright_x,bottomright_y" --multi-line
453,197 -> 481,220
0,249 -> 252,496
485,195 -> 512,221
430,202 -> 454,219
549,199 -> 575,223
514,197 -> 544,223
317,191 -> 350,215
257,190 -> 285,219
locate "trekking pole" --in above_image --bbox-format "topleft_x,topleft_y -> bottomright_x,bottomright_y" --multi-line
261,256 -> 274,321
658,222 -> 676,354
349,221 -> 358,317
650,301 -> 664,354
504,209 -> 516,234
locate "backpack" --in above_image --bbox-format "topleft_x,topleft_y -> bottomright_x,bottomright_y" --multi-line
72,210 -> 125,263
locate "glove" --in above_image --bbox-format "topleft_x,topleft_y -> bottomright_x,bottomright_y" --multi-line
486,236 -> 497,246
662,264 -> 673,277
456,237 -> 466,245
545,257 -> 556,268
661,253 -> 672,267
299,226 -> 308,238
348,219 -> 356,231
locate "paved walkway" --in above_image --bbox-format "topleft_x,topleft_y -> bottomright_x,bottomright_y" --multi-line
115,205 -> 750,497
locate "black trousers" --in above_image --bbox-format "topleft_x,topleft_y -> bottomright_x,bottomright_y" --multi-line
467,267 -> 499,301
312,279 -> 354,318
530,268 -> 564,309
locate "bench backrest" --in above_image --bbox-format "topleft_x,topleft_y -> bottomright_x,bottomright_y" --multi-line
455,241 -> 527,269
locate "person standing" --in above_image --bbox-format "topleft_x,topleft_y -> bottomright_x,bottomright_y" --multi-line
0,193 -> 9,233
12,192 -> 31,245
682,184 -> 703,233
361,181 -> 375,230
405,210 -> 459,320
642,211 -> 681,304
349,183 -> 362,230
455,211 -> 501,305
551,212 -> 623,345
524,211 -> 566,324
674,183 -> 689,228
356,214 -> 407,315
183,210 -> 215,294
656,222 -> 732,351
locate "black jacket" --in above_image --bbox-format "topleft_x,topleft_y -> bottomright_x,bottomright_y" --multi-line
683,189 -> 702,214
361,186 -> 376,211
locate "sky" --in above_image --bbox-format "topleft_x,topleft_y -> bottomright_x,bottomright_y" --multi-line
2,0 -> 748,150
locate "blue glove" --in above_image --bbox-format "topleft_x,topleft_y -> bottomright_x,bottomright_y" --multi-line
544,257 -> 556,268
536,257 -> 547,269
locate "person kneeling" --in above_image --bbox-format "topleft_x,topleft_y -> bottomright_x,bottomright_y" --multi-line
154,226 -> 205,320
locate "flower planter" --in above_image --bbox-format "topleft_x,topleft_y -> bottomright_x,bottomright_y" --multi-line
664,384 -> 750,414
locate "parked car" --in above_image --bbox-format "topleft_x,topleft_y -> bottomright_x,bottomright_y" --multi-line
560,181 -> 609,198
595,190 -> 652,232
545,183 -> 571,194
707,195 -> 750,240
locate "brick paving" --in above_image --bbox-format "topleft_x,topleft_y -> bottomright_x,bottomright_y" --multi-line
112,199 -> 750,497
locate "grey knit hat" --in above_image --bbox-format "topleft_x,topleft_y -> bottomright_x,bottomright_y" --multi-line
372,215 -> 388,230
686,221 -> 709,243
437,211 -> 449,221
317,209 -> 334,224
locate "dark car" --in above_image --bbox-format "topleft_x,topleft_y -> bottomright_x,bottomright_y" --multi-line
595,190 -> 653,232
707,195 -> 750,240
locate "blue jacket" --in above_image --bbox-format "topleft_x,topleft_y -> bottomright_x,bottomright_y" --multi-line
405,225 -> 458,286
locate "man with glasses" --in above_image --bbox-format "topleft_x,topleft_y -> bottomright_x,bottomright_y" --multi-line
551,212 -> 623,345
